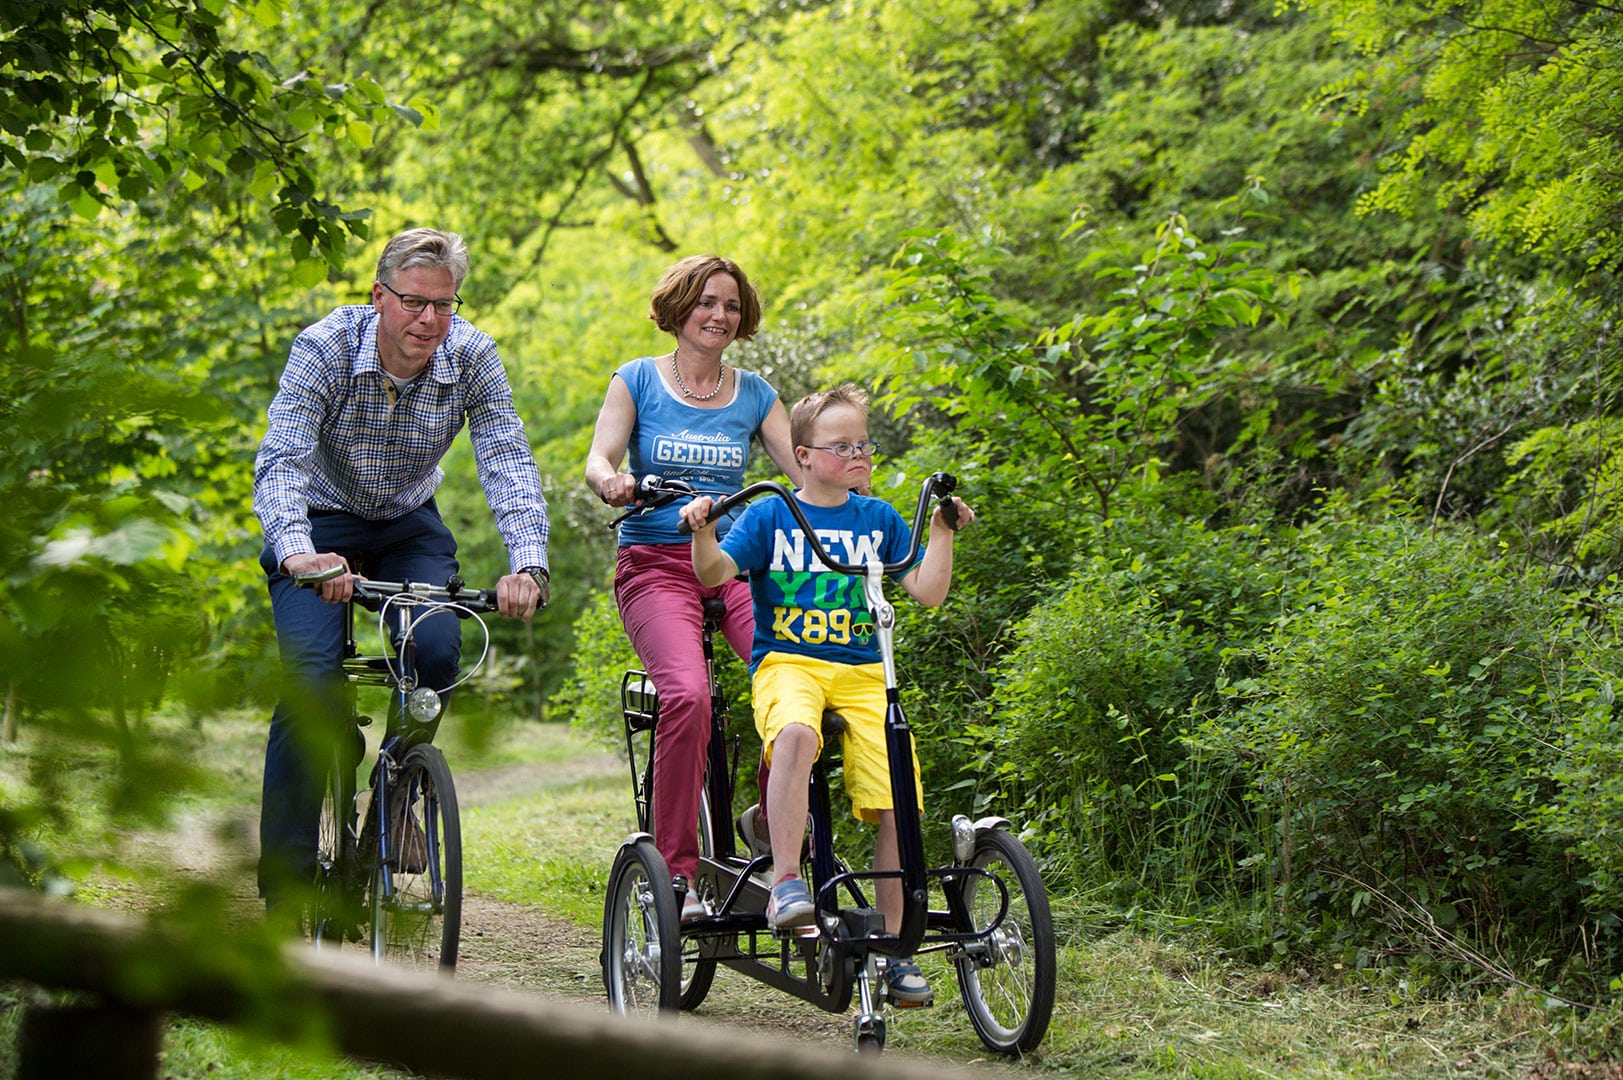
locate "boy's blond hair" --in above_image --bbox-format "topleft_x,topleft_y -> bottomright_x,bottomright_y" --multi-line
790,382 -> 869,448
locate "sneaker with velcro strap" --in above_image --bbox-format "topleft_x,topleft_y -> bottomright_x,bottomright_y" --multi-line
881,958 -> 934,1007
736,804 -> 773,861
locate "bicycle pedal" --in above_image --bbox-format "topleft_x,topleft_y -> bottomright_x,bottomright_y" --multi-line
771,924 -> 818,940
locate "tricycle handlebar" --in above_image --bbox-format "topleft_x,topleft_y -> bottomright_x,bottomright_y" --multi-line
675,472 -> 959,576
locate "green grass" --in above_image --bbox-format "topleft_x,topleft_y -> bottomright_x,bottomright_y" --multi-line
157,1018 -> 409,1080
447,735 -> 1592,1079
463,772 -> 627,926
875,927 -> 1559,1077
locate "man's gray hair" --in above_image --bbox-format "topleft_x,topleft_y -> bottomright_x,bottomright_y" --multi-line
376,228 -> 470,290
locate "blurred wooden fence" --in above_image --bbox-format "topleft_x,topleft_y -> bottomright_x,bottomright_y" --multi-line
0,890 -> 984,1080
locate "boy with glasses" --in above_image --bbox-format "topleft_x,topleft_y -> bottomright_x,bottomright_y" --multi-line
678,382 -> 974,1007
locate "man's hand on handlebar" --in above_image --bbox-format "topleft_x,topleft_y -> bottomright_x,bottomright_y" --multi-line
283,552 -> 353,603
496,571 -> 549,622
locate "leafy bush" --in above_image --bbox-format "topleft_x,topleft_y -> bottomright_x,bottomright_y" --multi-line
1534,581 -> 1623,976
1201,513 -> 1585,968
974,494 -> 1623,993
551,588 -> 642,749
972,507 -> 1281,903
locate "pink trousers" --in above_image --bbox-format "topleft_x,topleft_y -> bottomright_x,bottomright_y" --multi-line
615,543 -> 753,883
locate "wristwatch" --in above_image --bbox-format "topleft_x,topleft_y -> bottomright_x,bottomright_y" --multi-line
519,565 -> 550,607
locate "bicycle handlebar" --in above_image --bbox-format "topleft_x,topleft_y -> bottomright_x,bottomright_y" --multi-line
292,569 -> 501,615
673,472 -> 959,576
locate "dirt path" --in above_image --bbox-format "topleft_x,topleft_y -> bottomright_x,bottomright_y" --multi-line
125,748 -> 937,1059
439,751 -> 862,1047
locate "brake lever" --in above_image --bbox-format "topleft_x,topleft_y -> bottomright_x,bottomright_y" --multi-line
606,475 -> 697,529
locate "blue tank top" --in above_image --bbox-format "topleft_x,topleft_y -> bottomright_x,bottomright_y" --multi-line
616,355 -> 779,546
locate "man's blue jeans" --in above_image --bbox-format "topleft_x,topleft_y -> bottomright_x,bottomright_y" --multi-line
257,501 -> 460,905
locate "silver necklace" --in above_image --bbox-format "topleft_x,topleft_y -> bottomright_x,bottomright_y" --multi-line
671,348 -> 727,402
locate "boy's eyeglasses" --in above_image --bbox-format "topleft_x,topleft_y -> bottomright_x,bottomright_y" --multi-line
379,280 -> 463,316
808,440 -> 880,459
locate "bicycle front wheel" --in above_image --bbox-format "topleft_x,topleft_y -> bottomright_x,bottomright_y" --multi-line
312,742 -> 359,949
370,743 -> 461,971
953,828 -> 1056,1056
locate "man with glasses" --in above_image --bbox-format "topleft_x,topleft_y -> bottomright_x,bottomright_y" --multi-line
252,226 -> 551,917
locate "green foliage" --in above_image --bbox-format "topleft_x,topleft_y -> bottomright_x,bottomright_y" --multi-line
1291,0 -> 1623,279
551,588 -> 642,748
1201,513 -> 1591,970
17,0 -> 1623,1021
972,509 -> 1277,903
874,193 -> 1295,522
1535,582 -> 1623,928
0,0 -> 413,270
976,493 -> 1623,988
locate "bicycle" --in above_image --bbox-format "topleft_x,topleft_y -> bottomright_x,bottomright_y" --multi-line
600,474 -> 1056,1055
293,567 -> 501,972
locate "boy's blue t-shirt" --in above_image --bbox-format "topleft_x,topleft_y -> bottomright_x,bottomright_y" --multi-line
719,493 -> 919,670
615,355 -> 779,546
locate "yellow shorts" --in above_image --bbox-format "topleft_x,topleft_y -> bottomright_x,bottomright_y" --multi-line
753,652 -> 923,823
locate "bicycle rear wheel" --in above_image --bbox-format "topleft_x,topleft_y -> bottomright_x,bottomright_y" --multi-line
678,788 -> 720,1010
370,743 -> 461,971
953,828 -> 1056,1056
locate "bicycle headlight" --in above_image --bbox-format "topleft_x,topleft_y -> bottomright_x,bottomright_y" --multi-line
951,814 -> 977,863
406,687 -> 443,725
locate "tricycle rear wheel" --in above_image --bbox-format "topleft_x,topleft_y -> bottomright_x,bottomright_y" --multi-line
953,828 -> 1055,1055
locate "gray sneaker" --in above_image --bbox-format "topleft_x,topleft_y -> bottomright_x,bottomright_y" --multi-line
736,804 -> 772,860
881,958 -> 934,1007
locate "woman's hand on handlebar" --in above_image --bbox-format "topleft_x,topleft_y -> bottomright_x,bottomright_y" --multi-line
678,495 -> 718,536
597,472 -> 640,508
285,552 -> 353,603
495,571 -> 548,622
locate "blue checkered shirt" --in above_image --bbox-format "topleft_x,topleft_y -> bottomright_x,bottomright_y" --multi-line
253,305 -> 550,573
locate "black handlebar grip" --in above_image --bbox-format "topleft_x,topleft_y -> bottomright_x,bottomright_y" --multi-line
676,494 -> 725,536
933,472 -> 960,529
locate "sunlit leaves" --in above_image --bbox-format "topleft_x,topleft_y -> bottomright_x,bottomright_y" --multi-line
1289,0 -> 1623,275
0,0 -> 454,269
875,191 -> 1289,521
